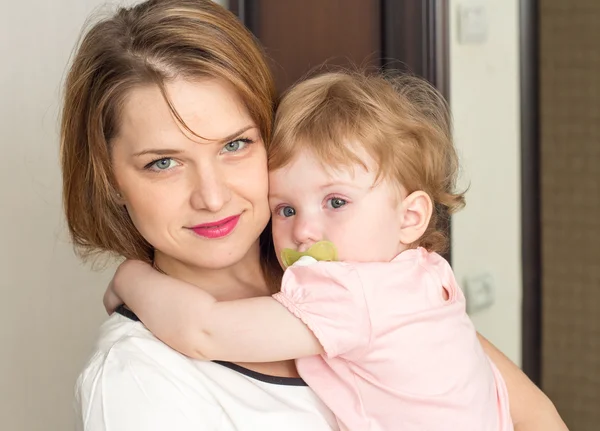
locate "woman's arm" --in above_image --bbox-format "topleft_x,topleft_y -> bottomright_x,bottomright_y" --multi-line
108,260 -> 323,362
478,334 -> 568,431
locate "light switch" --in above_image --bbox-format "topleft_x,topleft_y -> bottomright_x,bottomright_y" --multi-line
457,2 -> 489,45
463,271 -> 495,314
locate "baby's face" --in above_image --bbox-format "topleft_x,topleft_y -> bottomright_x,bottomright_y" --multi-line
268,147 -> 407,267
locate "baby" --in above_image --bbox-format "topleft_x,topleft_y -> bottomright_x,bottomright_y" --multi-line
106,71 -> 513,431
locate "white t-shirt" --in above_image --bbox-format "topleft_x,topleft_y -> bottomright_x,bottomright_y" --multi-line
75,307 -> 338,431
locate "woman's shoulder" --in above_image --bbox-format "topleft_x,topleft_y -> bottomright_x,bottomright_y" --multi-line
76,312 -> 226,395
76,313 -> 339,431
83,311 -> 180,363
76,313 -> 223,429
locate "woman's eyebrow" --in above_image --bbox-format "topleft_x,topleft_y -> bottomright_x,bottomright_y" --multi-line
132,148 -> 184,158
132,125 -> 257,158
217,125 -> 256,144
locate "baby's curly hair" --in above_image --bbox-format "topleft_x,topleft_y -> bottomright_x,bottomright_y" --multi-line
268,70 -> 465,254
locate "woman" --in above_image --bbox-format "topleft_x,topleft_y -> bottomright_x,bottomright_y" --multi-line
61,0 -> 567,430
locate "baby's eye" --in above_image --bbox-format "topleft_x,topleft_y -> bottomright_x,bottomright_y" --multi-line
277,206 -> 296,217
327,197 -> 347,209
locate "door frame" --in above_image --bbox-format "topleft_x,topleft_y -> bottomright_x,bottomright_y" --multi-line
382,0 -> 450,99
520,0 -> 542,385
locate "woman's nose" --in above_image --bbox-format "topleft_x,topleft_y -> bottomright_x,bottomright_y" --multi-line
189,162 -> 232,213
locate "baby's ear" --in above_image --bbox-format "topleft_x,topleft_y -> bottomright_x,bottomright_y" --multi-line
398,191 -> 433,245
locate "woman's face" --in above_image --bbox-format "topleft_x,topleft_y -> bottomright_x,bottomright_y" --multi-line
111,78 -> 270,271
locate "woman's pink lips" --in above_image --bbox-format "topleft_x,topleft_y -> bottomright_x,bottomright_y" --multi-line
189,215 -> 241,239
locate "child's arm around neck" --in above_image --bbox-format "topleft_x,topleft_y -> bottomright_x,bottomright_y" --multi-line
108,260 -> 324,362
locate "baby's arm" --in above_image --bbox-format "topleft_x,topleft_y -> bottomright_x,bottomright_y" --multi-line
109,260 -> 324,362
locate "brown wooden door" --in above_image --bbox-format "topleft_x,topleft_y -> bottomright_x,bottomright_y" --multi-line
239,0 -> 381,92
230,1 -> 448,94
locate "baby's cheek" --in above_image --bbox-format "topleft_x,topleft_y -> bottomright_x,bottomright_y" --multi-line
332,237 -> 362,262
270,224 -> 289,260
336,233 -> 383,263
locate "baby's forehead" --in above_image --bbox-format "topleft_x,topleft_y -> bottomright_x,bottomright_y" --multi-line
272,141 -> 376,170
268,150 -> 382,197
269,152 -> 369,181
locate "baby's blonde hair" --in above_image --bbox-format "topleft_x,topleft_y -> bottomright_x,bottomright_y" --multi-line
268,71 -> 465,254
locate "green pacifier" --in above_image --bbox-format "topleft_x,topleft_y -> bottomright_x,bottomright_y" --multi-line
281,240 -> 338,269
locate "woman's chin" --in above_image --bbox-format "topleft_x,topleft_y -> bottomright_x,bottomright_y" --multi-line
155,236 -> 260,272
188,249 -> 252,270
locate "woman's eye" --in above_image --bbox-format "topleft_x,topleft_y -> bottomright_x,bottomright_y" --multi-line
221,138 -> 251,154
328,197 -> 347,209
148,158 -> 179,171
277,206 -> 296,217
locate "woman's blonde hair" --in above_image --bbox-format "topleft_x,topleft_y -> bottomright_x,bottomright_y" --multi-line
60,0 -> 280,282
268,71 -> 465,253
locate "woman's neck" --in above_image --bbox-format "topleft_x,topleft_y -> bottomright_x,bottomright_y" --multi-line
153,241 -> 270,301
152,241 -> 298,378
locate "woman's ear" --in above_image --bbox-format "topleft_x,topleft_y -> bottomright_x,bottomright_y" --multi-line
398,191 -> 433,245
115,191 -> 126,206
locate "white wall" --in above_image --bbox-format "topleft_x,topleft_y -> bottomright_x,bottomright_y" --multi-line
0,1 -> 139,429
449,0 -> 522,364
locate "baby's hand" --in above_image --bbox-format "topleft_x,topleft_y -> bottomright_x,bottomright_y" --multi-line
103,260 -> 152,315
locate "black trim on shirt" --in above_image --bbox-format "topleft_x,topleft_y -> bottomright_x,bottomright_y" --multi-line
114,305 -> 308,387
115,304 -> 140,321
212,361 -> 307,386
